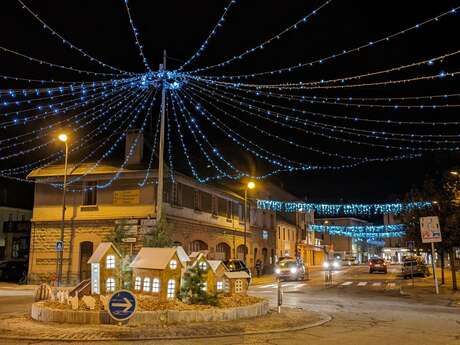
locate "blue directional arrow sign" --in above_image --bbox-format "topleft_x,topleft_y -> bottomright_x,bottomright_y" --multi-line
108,290 -> 137,322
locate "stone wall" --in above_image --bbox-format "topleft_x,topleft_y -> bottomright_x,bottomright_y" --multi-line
31,300 -> 270,325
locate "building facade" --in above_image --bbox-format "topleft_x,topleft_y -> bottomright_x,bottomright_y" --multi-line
0,207 -> 32,262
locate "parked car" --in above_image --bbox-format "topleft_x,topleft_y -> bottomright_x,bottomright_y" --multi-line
343,255 -> 358,266
223,259 -> 252,283
402,257 -> 430,278
368,258 -> 388,274
275,259 -> 306,281
0,259 -> 28,282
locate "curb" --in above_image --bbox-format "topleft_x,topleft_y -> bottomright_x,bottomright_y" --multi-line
0,308 -> 332,342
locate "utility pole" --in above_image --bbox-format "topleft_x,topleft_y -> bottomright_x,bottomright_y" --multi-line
156,50 -> 167,221
57,134 -> 69,287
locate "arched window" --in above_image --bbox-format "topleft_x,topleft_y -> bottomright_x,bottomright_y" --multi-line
189,240 -> 208,252
167,279 -> 176,299
134,277 -> 142,291
169,260 -> 177,270
106,277 -> 115,293
106,255 -> 115,269
143,277 -> 151,292
215,242 -> 231,260
237,245 -> 247,260
152,278 -> 160,293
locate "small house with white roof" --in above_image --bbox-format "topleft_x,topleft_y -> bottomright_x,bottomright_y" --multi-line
87,242 -> 122,295
224,271 -> 250,295
192,255 -> 227,295
130,247 -> 185,301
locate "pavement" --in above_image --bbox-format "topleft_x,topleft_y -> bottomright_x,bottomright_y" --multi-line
0,265 -> 460,344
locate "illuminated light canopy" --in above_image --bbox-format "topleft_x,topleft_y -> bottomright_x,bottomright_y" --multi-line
257,199 -> 432,215
310,224 -> 406,239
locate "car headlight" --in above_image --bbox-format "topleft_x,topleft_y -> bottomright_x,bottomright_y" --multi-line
290,267 -> 297,274
333,261 -> 340,268
275,268 -> 281,274
323,262 -> 330,269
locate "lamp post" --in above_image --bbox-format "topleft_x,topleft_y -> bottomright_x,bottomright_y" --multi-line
56,133 -> 69,287
244,181 -> 255,264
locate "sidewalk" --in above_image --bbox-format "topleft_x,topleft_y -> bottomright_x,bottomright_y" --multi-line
0,282 -> 38,290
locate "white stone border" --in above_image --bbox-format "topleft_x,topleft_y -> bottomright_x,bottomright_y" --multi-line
31,300 -> 270,325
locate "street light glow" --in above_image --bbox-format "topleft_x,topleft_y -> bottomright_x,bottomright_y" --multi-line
247,181 -> 255,189
58,133 -> 68,142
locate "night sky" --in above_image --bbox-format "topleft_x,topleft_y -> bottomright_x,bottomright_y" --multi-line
1,0 -> 459,205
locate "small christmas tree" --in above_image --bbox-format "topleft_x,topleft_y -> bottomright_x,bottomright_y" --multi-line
179,266 -> 218,306
144,214 -> 173,248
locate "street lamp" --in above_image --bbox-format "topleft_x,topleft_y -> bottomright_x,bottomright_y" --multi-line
450,171 -> 459,176
244,181 -> 256,264
56,133 -> 69,287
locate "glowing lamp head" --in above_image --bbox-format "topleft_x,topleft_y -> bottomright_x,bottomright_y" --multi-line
247,181 -> 256,190
450,171 -> 459,176
58,134 -> 68,142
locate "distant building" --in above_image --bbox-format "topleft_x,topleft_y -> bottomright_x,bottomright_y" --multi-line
382,213 -> 408,263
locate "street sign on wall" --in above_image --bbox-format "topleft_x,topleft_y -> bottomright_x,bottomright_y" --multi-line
108,290 -> 137,322
420,216 -> 442,243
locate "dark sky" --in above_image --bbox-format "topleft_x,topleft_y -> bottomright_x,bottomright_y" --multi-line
0,0 -> 459,204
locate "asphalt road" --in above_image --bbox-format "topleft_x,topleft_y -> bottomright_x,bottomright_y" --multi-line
1,265 -> 460,345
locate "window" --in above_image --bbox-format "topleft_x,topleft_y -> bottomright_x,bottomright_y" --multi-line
238,204 -> 243,221
202,282 -> 207,291
106,277 -> 115,293
21,215 -> 25,221
167,279 -> 176,299
169,260 -> 177,270
217,281 -> 223,291
226,200 -> 232,219
235,279 -> 243,293
152,278 -> 160,293
92,263 -> 100,294
106,255 -> 115,269
262,230 -> 269,240
134,277 -> 142,291
198,261 -> 207,270
143,277 -> 151,292
83,181 -> 97,205
211,195 -> 218,216
193,189 -> 201,210
171,182 -> 182,206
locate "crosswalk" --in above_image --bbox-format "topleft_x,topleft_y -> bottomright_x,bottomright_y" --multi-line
252,280 -> 399,292
339,281 -> 399,289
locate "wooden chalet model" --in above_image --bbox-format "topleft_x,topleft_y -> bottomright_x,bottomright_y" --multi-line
129,247 -> 186,301
192,254 -> 227,295
87,242 -> 122,295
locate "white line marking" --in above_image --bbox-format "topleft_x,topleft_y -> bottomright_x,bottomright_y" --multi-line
295,283 -> 307,289
259,284 -> 276,289
387,283 -> 396,288
341,281 -> 353,286
372,282 -> 381,286
357,282 -> 367,286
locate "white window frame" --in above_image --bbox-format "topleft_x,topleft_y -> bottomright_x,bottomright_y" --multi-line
106,255 -> 115,269
169,260 -> 177,270
152,278 -> 160,293
134,276 -> 142,291
143,277 -> 151,292
235,279 -> 243,293
167,279 -> 176,299
106,277 -> 115,293
217,281 -> 223,291
198,261 -> 207,270
202,282 -> 207,291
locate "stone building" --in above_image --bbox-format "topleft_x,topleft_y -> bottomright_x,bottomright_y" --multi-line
26,133 -> 283,284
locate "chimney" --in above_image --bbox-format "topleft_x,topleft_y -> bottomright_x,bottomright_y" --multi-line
125,129 -> 144,165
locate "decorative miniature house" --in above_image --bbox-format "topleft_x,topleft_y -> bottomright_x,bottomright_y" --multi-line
130,247 -> 185,301
188,250 -> 209,265
87,242 -> 122,295
223,271 -> 250,296
192,256 -> 227,295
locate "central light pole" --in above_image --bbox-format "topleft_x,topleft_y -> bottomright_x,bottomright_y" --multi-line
156,50 -> 167,221
244,181 -> 255,264
57,133 -> 69,287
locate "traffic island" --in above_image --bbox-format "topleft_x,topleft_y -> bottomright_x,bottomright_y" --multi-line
0,307 -> 330,341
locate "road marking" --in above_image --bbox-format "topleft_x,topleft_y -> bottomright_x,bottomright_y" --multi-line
357,282 -> 367,286
341,281 -> 353,286
259,284 -> 276,289
372,282 -> 381,286
387,283 -> 396,288
295,283 -> 307,289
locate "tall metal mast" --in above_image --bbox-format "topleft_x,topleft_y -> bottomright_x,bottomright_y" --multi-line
156,50 -> 167,221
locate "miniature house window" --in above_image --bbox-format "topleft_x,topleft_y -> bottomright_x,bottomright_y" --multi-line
91,263 -> 100,294
198,261 -> 207,270
134,276 -> 142,291
152,278 -> 160,293
143,277 -> 151,292
217,281 -> 223,291
167,279 -> 176,299
106,277 -> 115,293
106,255 -> 115,269
202,282 -> 207,291
169,260 -> 177,270
235,279 -> 243,293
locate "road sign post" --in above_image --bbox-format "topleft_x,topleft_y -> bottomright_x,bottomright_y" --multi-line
420,216 -> 442,295
108,290 -> 137,323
